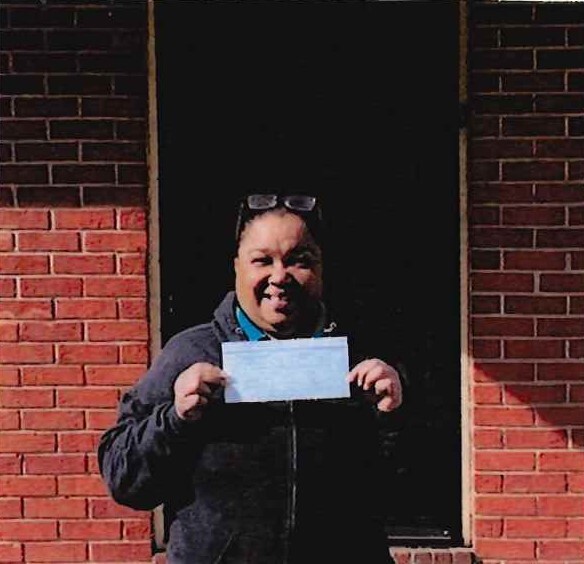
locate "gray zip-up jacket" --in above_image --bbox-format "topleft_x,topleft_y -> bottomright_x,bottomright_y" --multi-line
98,292 -> 394,563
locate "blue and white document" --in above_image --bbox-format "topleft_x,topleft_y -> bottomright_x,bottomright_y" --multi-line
222,337 -> 350,403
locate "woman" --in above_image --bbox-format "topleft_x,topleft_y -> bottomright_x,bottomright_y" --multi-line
98,194 -> 403,563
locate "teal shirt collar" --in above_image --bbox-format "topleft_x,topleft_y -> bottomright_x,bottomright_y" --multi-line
235,305 -> 325,341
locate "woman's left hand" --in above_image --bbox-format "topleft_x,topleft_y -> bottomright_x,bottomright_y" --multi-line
347,358 -> 403,412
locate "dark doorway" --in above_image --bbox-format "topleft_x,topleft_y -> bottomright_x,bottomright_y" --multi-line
155,0 -> 461,546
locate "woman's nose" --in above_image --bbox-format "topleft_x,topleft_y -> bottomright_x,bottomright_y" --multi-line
269,261 -> 289,285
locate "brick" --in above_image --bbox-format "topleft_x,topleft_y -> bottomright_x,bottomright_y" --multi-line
17,232 -> 79,252
537,139 -> 584,159
118,299 -> 147,319
22,410 -> 84,431
52,164 -> 115,184
475,539 -> 535,559
568,474 -> 584,493
86,409 -> 116,429
538,318 -> 584,337
90,499 -> 148,519
505,429 -> 568,449
475,451 -> 535,471
540,452 -> 584,472
472,272 -> 533,292
475,384 -> 502,404
502,161 -> 565,182
81,97 -> 145,118
571,297 -> 584,314
471,139 -> 532,159
503,72 -> 565,93
84,232 -> 146,252
13,53 -> 76,73
570,206 -> 584,225
0,432 -> 55,453
50,120 -> 114,140
15,142 -> 78,162
48,74 -> 111,95
470,161 -> 499,182
57,388 -> 118,408
0,120 -> 46,140
20,321 -> 82,342
474,94 -> 533,115
502,116 -> 565,137
0,476 -> 55,496
473,317 -> 533,337
504,251 -> 566,271
21,277 -> 82,297
0,367 -> 19,386
505,474 -> 566,494
118,208 -> 146,229
0,541 -> 22,561
569,116 -> 584,136
122,519 -> 150,540
84,364 -> 144,386
570,384 -> 584,402
0,279 -> 16,297
501,27 -> 565,47
536,407 -> 584,426
23,454 -> 85,475
537,229 -> 584,248
0,344 -> 53,364
504,384 -> 566,404
87,320 -> 148,341
539,496 -> 584,516
475,517 -> 503,537
57,343 -> 118,364
0,75 -> 45,96
539,540 -> 584,559
475,429 -> 504,449
475,406 -> 534,426
0,255 -> 48,275
16,186 -> 81,207
506,518 -> 566,538
55,298 -> 116,319
0,410 -> 20,430
536,183 -> 584,203
24,542 -> 87,562
0,388 -> 53,408
505,340 -> 565,360
503,207 -> 564,226
60,520 -> 121,541
471,227 -> 533,248
83,186 -> 146,206
0,498 -> 22,518
120,343 -> 148,363
472,296 -> 501,314
89,541 -> 151,562
82,141 -> 145,161
476,496 -> 536,516
0,322 -> 17,341
569,161 -> 584,180
10,6 -> 75,27
568,519 -> 584,537
85,276 -> 146,297
536,94 -> 584,113
505,296 -> 566,314
538,49 -> 584,70
24,497 -> 86,518
116,121 -> 146,141
0,453 -> 20,472
0,300 -> 52,321
0,30 -> 44,50
58,474 -> 108,496
15,97 -> 78,118
471,116 -> 499,137
21,366 -> 82,386
58,432 -> 101,453
540,273 -> 584,292
119,254 -> 146,274
54,209 -> 114,230
53,254 -> 115,274
0,232 -> 14,251
472,339 -> 501,359
538,363 -> 584,381
0,521 -> 56,541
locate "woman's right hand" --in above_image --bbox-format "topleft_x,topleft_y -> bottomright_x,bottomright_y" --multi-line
173,362 -> 227,421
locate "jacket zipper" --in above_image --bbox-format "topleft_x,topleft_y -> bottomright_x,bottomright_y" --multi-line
284,400 -> 297,564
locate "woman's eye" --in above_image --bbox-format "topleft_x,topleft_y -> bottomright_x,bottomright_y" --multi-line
252,257 -> 271,265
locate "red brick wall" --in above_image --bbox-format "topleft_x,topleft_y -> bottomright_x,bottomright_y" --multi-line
1,1 -> 582,563
469,1 -> 584,563
0,2 -> 153,562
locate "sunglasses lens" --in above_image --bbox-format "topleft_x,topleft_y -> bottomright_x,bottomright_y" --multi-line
247,194 -> 278,210
284,195 -> 316,212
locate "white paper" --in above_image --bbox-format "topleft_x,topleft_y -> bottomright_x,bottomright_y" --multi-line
222,337 -> 350,403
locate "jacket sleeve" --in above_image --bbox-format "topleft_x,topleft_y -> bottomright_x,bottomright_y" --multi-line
97,334 -> 209,510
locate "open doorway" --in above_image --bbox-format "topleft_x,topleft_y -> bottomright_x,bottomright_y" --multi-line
155,0 -> 461,546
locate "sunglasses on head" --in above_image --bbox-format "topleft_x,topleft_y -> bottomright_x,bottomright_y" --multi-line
235,193 -> 321,243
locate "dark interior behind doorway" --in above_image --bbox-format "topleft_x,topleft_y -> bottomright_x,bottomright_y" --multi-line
155,0 -> 461,545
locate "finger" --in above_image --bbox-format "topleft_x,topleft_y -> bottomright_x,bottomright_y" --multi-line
200,368 -> 228,385
377,395 -> 395,412
362,364 -> 386,390
347,359 -> 376,386
374,377 -> 393,397
184,381 -> 211,398
182,394 -> 208,418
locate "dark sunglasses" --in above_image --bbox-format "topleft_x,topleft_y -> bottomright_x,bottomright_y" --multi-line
235,194 -> 321,242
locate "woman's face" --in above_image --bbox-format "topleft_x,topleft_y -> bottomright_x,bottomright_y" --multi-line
234,210 -> 323,338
